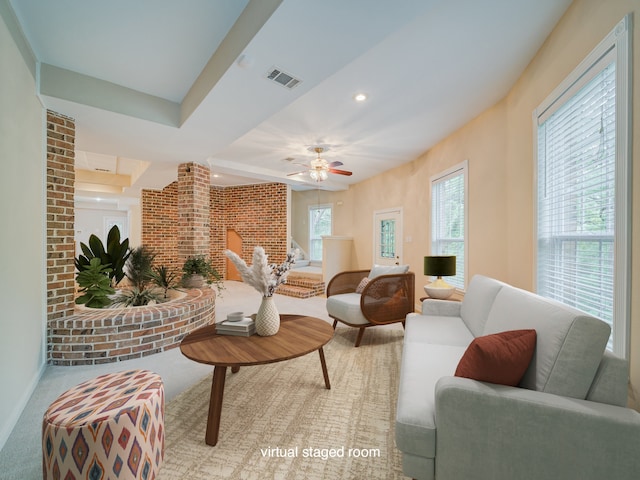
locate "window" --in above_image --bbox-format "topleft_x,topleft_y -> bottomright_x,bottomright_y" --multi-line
534,16 -> 631,357
309,204 -> 332,261
431,160 -> 467,289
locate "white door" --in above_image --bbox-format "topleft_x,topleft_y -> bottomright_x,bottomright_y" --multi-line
373,208 -> 402,266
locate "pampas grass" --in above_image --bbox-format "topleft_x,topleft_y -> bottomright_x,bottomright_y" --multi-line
224,246 -> 296,297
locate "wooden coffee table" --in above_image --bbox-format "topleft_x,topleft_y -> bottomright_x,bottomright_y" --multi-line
180,314 -> 334,446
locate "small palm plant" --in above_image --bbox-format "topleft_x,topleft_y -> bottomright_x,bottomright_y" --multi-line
149,265 -> 181,299
111,246 -> 161,307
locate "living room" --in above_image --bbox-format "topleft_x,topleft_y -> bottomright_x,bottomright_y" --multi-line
2,0 -> 639,478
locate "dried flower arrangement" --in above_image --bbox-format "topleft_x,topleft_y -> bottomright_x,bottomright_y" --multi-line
224,246 -> 296,297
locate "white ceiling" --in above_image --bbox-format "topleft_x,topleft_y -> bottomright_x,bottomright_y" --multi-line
10,0 -> 572,197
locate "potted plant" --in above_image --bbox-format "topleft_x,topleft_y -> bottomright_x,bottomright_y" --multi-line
182,255 -> 223,291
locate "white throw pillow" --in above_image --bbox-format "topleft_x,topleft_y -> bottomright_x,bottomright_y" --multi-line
368,264 -> 409,279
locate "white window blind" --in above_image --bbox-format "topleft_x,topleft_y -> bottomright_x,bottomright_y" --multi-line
535,16 -> 631,356
431,161 -> 467,289
537,59 -> 616,336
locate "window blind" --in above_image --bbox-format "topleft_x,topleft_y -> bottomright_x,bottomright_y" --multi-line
536,60 -> 616,342
431,166 -> 465,289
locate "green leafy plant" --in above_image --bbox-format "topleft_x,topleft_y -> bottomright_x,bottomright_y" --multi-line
149,265 -> 181,299
75,225 -> 130,286
111,287 -> 162,307
182,255 -> 224,293
125,246 -> 156,291
182,255 -> 216,277
75,258 -> 115,308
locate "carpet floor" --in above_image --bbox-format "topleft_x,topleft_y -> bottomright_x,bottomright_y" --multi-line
158,327 -> 406,480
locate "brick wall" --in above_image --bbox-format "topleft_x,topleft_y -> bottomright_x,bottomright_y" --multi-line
219,183 -> 288,274
142,179 -> 288,279
46,110 -> 76,321
142,182 -> 178,270
177,162 -> 210,262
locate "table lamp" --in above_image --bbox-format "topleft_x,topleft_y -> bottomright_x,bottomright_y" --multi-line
423,255 -> 456,299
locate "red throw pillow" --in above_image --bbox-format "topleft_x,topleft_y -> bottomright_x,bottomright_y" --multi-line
454,329 -> 537,387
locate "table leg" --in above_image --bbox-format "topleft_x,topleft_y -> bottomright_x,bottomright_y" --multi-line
318,347 -> 331,390
205,365 -> 227,446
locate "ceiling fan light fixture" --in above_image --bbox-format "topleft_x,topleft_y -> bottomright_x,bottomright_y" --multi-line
309,169 -> 328,182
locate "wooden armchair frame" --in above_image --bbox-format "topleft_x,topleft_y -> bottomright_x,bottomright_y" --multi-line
326,269 -> 415,347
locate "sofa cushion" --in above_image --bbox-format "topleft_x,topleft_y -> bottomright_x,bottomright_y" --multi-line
483,286 -> 611,399
454,329 -> 537,386
459,275 -> 505,337
395,340 -> 467,459
404,313 -> 474,347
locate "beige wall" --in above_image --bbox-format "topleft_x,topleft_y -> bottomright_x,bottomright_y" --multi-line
292,0 -> 640,408
0,7 -> 46,447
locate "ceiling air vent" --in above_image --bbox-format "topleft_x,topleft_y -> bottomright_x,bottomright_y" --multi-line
266,67 -> 302,89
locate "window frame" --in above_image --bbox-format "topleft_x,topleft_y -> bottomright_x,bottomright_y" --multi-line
308,203 -> 333,262
430,160 -> 468,290
532,15 -> 632,358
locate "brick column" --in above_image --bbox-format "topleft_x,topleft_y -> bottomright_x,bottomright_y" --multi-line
46,110 -> 76,321
178,162 -> 210,261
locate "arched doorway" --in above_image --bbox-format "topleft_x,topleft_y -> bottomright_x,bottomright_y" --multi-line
226,229 -> 242,281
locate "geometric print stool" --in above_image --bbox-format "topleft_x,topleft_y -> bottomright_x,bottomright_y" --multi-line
42,369 -> 164,480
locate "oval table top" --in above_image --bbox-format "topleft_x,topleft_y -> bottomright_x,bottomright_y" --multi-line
180,314 -> 334,367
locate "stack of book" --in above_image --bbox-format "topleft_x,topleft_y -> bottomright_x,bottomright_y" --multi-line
215,317 -> 256,337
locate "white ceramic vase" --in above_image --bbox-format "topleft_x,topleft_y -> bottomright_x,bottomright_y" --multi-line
255,296 -> 280,336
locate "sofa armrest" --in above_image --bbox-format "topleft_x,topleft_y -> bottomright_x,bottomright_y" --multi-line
361,272 -> 415,324
421,299 -> 461,317
326,269 -> 370,297
434,376 -> 640,480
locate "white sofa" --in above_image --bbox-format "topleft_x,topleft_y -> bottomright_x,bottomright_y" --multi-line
395,274 -> 640,480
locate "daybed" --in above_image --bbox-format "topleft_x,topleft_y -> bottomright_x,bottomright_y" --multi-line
395,274 -> 640,480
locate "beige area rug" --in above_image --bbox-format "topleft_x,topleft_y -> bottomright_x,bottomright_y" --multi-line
159,326 -> 406,479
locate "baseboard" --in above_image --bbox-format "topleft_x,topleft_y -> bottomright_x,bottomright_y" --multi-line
0,361 -> 46,452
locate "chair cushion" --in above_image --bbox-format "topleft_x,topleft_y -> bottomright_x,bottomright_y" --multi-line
326,293 -> 369,325
368,264 -> 409,279
454,329 -> 537,386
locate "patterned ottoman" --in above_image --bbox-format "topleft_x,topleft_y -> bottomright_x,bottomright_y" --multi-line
42,369 -> 164,480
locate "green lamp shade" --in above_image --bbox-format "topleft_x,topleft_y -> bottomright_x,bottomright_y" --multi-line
424,256 -> 456,277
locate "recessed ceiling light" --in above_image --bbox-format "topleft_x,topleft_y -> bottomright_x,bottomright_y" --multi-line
354,93 -> 367,102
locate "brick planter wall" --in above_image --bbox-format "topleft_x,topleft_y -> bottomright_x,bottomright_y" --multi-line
48,288 -> 215,365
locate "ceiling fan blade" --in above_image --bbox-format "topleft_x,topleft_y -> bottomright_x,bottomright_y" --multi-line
329,168 -> 352,176
328,161 -> 343,168
287,170 -> 308,176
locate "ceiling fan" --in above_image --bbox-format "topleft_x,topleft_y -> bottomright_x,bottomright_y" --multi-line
287,147 -> 352,182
